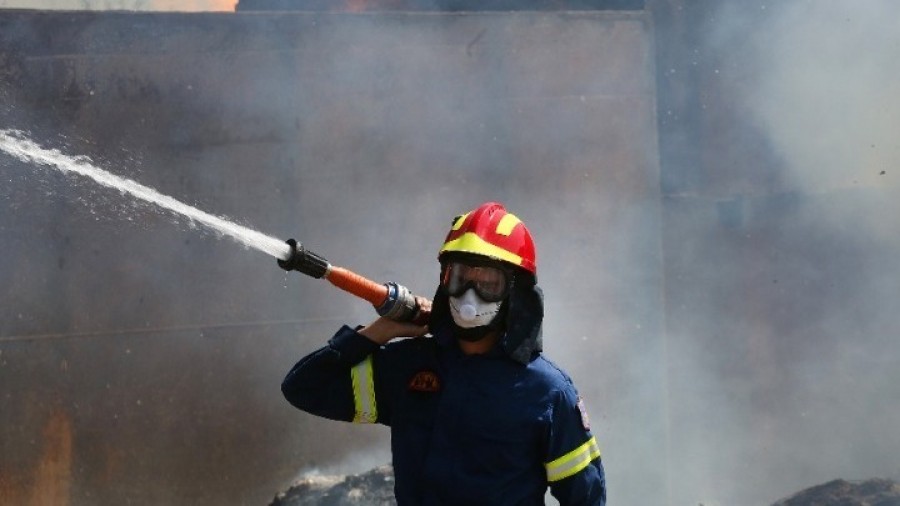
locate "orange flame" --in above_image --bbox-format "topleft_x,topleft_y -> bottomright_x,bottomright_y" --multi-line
148,0 -> 235,11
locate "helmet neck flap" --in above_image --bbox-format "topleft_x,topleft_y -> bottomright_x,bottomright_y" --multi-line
431,268 -> 543,364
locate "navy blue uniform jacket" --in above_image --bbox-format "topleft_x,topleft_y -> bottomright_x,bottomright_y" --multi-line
282,325 -> 606,505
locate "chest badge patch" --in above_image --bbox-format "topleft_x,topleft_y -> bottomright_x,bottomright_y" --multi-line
408,370 -> 441,393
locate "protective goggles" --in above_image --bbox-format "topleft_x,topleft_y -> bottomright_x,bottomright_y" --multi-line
441,261 -> 512,303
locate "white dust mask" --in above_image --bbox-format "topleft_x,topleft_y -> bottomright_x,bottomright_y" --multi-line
448,288 -> 501,329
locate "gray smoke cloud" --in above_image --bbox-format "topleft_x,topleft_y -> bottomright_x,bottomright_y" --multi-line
662,1 -> 900,505
0,8 -> 662,505
4,2 -> 898,505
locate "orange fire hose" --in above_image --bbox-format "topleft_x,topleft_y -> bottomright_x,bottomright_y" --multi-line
324,266 -> 389,307
277,238 -> 426,323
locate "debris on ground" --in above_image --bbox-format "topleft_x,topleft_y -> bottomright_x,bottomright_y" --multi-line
269,465 -> 395,506
771,478 -> 900,506
270,466 -> 900,506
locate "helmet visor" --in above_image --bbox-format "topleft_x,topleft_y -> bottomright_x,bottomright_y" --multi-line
442,261 -> 511,303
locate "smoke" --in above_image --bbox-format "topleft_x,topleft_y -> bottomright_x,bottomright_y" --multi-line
661,1 -> 900,505
0,8 -> 662,505
744,1 -> 900,212
7,3 -> 898,505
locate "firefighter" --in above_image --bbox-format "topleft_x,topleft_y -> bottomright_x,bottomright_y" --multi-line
282,202 -> 606,505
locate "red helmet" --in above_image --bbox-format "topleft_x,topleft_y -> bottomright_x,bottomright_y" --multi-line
438,202 -> 536,275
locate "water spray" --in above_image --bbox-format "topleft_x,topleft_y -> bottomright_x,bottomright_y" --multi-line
0,129 -> 427,323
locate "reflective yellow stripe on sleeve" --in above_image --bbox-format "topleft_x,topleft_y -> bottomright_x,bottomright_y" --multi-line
350,355 -> 377,423
545,436 -> 601,482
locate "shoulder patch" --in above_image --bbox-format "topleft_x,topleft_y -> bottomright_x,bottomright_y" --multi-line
408,370 -> 441,393
577,396 -> 591,431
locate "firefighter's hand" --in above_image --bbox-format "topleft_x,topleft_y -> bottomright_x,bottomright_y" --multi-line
359,313 -> 429,346
411,295 -> 432,326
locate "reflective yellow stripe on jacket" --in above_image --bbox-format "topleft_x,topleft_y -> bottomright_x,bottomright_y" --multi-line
350,355 -> 377,423
545,436 -> 601,482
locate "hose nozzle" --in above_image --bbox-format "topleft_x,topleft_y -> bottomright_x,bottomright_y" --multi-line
277,239 -> 330,278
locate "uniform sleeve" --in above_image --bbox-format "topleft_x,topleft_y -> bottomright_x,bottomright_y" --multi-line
545,386 -> 607,506
281,325 -> 392,425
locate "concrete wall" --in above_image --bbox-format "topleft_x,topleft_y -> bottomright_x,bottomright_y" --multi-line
0,10 -> 662,505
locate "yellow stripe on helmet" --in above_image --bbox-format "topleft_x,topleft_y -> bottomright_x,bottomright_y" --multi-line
450,212 -> 470,231
495,213 -> 521,236
440,231 -> 524,267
